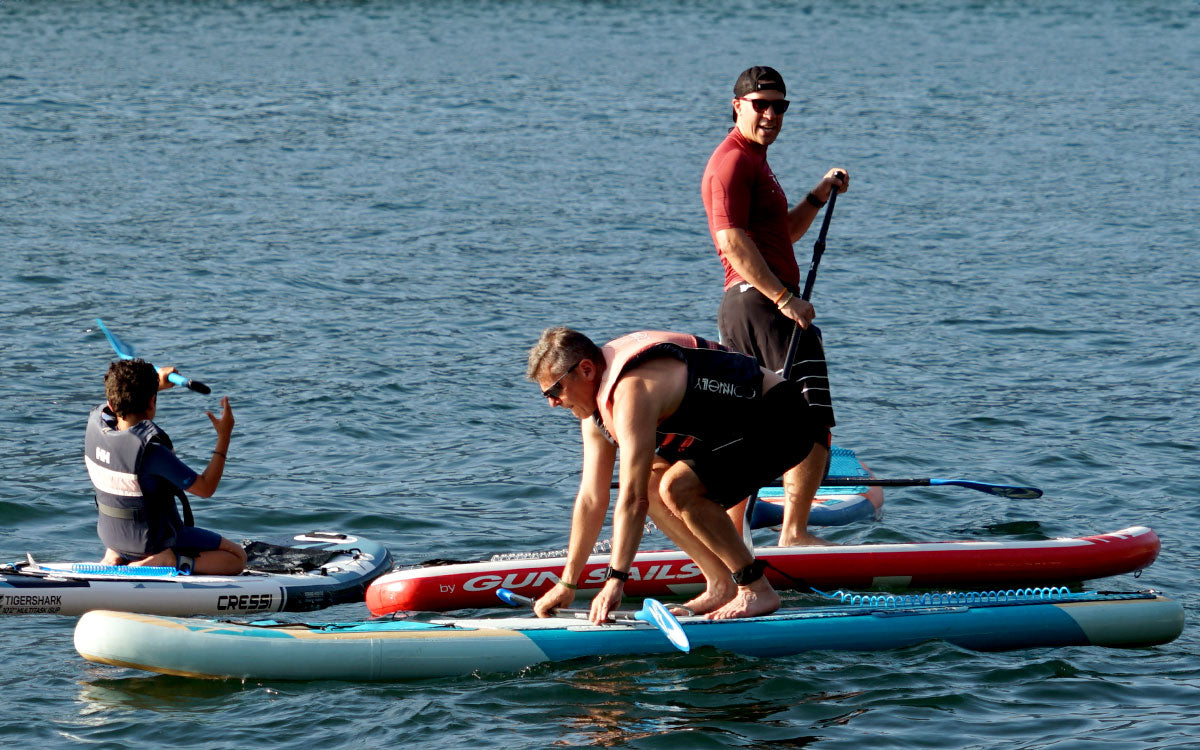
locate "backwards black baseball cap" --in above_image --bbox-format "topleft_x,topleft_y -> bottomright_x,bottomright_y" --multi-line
734,66 -> 786,97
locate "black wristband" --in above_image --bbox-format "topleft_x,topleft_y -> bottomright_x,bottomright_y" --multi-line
805,191 -> 826,208
603,566 -> 630,582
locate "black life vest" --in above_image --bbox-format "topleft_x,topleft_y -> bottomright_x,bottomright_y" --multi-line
592,331 -> 764,461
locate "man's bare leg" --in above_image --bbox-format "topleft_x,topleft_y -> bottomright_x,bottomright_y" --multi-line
647,466 -> 737,616
725,498 -> 754,552
660,463 -> 780,619
778,443 -> 833,547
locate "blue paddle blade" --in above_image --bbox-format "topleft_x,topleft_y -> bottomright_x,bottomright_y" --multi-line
94,318 -> 212,394
496,587 -> 531,607
635,598 -> 691,653
95,318 -> 137,359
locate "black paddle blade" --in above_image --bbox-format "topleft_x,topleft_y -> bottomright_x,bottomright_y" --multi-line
983,485 -> 1044,500
187,380 -> 212,395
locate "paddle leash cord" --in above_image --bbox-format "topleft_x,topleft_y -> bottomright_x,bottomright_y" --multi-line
818,587 -> 1078,608
762,559 -> 813,591
68,564 -> 180,577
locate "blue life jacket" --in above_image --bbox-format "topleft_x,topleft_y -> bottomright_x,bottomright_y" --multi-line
84,405 -> 193,557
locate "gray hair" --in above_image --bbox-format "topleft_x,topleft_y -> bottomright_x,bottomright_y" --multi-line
526,327 -> 603,381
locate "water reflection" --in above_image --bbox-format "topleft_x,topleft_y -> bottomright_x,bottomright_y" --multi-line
535,654 -> 860,747
76,672 -> 254,716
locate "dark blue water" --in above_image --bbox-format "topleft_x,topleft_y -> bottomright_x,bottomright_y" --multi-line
3,1 -> 1198,747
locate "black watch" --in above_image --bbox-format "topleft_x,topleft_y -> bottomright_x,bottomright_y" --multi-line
603,566 -> 630,582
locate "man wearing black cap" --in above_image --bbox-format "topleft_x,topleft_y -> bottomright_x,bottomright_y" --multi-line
701,65 -> 849,547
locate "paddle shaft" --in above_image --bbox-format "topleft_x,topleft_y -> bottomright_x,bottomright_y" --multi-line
782,179 -> 841,380
498,588 -> 624,617
497,588 -> 690,652
165,371 -> 210,394
744,181 -> 840,533
762,189 -> 1046,502
610,475 -> 1041,498
766,476 -> 1043,499
95,319 -> 211,394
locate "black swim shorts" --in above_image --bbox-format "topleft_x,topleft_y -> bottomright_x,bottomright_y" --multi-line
717,283 -> 835,429
686,380 -> 830,508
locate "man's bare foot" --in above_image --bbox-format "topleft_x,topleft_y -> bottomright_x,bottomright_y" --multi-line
706,579 -> 780,620
667,573 -> 739,614
777,530 -> 834,547
670,579 -> 738,617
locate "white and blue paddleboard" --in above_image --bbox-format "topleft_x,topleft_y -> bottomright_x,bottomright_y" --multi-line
75,589 -> 1183,682
1,532 -> 392,616
750,445 -> 884,528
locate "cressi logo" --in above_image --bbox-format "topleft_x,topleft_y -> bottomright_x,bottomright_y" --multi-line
216,593 -> 273,611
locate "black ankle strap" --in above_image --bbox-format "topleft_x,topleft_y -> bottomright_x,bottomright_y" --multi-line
732,558 -> 767,586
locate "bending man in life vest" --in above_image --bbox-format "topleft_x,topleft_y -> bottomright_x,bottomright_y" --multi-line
527,328 -> 829,622
85,358 -> 246,575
